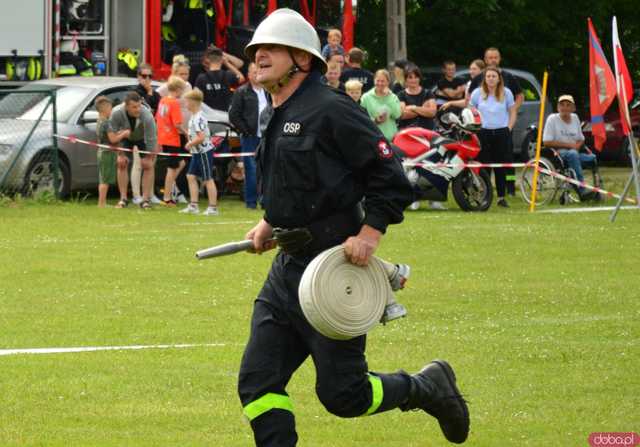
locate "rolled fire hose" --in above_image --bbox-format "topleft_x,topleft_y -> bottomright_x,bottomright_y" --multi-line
196,241 -> 409,340
299,245 -> 408,340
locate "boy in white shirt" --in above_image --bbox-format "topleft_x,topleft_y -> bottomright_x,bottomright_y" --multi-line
180,88 -> 219,215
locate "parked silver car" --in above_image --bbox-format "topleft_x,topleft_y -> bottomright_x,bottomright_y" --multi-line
0,76 -> 234,197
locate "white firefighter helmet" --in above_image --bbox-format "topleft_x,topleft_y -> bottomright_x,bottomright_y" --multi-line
245,8 -> 327,74
67,0 -> 91,20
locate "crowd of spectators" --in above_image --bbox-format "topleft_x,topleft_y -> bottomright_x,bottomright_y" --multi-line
96,48 -> 244,214
96,34 -> 589,211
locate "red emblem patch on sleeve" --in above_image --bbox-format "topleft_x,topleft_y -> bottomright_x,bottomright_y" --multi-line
377,140 -> 393,159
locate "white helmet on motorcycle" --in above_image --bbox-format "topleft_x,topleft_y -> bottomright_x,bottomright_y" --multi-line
460,107 -> 482,133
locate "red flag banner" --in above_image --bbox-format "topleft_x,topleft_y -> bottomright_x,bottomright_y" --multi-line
588,18 -> 616,150
612,16 -> 634,136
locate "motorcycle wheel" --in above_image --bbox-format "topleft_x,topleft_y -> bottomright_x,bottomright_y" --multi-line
451,169 -> 493,212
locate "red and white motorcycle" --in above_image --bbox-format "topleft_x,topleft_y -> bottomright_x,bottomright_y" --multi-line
392,108 -> 493,211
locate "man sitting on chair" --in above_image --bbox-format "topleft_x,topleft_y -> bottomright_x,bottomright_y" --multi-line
542,94 -> 597,201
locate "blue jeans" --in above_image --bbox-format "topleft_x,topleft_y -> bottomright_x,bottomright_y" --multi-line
241,136 -> 260,208
557,149 -> 596,182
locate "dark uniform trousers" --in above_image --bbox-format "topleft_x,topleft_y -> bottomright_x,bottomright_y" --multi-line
238,250 -> 411,446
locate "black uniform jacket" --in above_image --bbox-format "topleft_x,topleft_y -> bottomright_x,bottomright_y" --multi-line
257,71 -> 413,234
229,83 -> 260,137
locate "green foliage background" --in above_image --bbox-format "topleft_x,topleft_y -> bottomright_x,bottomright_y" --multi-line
355,0 -> 640,110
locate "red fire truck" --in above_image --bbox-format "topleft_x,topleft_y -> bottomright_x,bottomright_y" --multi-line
0,0 -> 355,83
147,0 -> 356,79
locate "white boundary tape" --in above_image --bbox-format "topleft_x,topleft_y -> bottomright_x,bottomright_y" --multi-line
408,159 -> 638,205
54,135 -> 638,205
0,343 -> 225,357
537,166 -> 638,205
55,134 -> 256,158
538,206 -> 638,214
403,161 -> 529,168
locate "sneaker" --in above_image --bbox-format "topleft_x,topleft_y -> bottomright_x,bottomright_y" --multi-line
409,201 -> 421,210
203,206 -> 219,216
179,204 -> 200,214
131,196 -> 143,206
400,360 -> 469,444
429,201 -> 447,210
161,199 -> 176,207
176,193 -> 188,204
497,198 -> 509,208
150,194 -> 162,204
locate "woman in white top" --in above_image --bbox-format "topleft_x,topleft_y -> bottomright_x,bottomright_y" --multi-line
469,67 -> 516,207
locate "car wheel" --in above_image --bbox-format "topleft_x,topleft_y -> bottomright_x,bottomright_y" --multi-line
23,151 -> 70,198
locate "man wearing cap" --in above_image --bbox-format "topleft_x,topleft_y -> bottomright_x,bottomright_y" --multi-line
543,94 -> 597,201
237,8 -> 470,446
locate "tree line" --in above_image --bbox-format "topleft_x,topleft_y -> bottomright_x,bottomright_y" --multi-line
355,0 -> 640,112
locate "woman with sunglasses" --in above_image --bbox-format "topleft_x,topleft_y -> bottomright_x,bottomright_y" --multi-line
134,63 -> 161,115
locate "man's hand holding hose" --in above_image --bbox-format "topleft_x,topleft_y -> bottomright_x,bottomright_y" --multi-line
245,218 -> 277,254
343,224 -> 382,266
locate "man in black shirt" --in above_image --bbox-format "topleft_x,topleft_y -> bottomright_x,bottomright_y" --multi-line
467,47 -> 523,194
238,8 -> 469,447
195,46 -> 244,111
467,48 -> 523,102
340,47 -> 374,94
435,60 -> 466,106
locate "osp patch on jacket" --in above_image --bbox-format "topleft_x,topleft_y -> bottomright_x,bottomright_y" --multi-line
283,121 -> 302,136
377,140 -> 393,159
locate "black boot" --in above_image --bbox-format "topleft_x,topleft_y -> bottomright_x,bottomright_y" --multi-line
400,360 -> 469,444
578,189 -> 597,202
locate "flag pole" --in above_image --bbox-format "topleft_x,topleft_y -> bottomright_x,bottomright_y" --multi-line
529,71 -> 549,212
609,73 -> 640,222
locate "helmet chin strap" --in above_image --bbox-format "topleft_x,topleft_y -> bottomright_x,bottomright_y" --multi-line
264,48 -> 311,95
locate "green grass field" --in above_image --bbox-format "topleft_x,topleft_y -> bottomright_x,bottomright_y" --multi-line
1,170 -> 639,446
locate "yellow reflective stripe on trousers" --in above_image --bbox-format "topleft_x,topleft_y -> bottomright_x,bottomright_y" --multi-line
365,374 -> 383,415
243,393 -> 293,421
